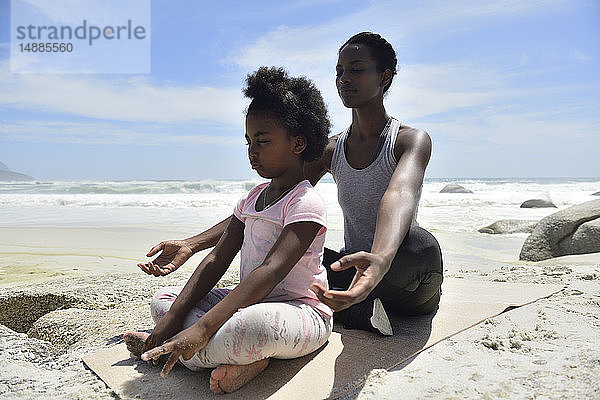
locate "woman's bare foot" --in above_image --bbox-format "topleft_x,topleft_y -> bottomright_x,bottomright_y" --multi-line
123,331 -> 149,357
209,358 -> 270,394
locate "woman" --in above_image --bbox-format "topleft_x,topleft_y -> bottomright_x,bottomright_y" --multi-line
306,32 -> 443,335
139,32 -> 443,336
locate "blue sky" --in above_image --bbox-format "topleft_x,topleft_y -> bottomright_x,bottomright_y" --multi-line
0,0 -> 598,180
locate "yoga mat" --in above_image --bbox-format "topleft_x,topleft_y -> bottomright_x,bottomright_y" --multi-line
83,279 -> 563,399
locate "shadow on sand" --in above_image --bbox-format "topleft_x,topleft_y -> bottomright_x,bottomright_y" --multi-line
329,309 -> 436,398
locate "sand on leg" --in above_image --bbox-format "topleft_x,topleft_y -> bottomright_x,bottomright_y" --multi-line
209,358 -> 270,394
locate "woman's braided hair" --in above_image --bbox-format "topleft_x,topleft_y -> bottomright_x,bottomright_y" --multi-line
244,66 -> 330,162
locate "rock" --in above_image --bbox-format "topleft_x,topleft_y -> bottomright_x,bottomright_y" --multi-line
519,199 -> 600,261
0,291 -> 90,333
556,218 -> 600,256
478,220 -> 538,234
592,191 -> 600,196
0,270 -> 239,334
28,306 -> 153,351
0,272 -> 187,333
0,170 -> 35,181
0,323 -> 58,360
0,323 -> 115,399
440,184 -> 473,193
0,270 -> 242,399
520,199 -> 557,208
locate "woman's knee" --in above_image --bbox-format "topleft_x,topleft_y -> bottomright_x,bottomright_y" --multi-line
324,247 -> 356,290
387,271 -> 443,315
407,226 -> 441,252
395,226 -> 443,271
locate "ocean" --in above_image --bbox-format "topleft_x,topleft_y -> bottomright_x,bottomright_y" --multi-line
1,177 -> 598,232
1,177 -> 599,285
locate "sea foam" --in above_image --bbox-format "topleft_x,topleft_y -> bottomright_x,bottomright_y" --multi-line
1,178 -> 598,233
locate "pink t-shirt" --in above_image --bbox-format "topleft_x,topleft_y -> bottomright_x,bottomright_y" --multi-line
233,180 -> 331,317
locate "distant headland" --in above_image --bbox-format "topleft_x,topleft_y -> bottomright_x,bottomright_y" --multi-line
0,161 -> 35,181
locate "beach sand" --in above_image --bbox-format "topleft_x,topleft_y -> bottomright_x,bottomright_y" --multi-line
0,226 -> 217,286
1,226 -> 599,399
349,235 -> 600,399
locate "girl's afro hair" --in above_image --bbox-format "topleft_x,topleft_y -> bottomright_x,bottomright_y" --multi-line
244,66 -> 330,162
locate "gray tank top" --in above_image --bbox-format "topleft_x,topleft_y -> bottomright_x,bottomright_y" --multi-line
330,117 -> 420,253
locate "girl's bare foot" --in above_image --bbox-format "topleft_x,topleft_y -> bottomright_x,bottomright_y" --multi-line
123,331 -> 149,357
209,358 -> 270,394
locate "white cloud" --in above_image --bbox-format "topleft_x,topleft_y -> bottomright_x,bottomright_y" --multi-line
1,0 -> 590,152
229,0 -> 571,72
573,51 -> 592,63
424,109 -> 599,145
0,120 -> 242,146
15,0 -> 147,25
385,63 -> 506,119
0,64 -> 246,125
226,0 -> 574,134
16,0 -> 85,24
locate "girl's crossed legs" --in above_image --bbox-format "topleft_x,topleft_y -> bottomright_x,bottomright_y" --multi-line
137,286 -> 331,393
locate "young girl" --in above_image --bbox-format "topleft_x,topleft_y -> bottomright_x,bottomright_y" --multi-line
124,66 -> 332,394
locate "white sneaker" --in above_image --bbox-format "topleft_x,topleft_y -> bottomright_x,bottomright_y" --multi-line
370,298 -> 393,336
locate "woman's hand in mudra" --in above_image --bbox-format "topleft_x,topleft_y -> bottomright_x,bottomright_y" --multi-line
311,251 -> 388,311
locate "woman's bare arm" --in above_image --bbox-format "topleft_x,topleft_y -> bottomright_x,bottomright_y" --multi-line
304,135 -> 338,186
312,127 -> 432,310
139,216 -> 231,276
371,126 -> 431,264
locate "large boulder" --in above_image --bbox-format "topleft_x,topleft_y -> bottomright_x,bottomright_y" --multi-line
556,218 -> 600,255
0,323 -> 57,361
478,219 -> 538,234
0,323 -> 115,399
0,271 -> 238,398
519,199 -> 600,261
28,306 -> 152,351
520,199 -> 557,208
0,270 -> 239,337
440,184 -> 473,193
0,272 -> 186,333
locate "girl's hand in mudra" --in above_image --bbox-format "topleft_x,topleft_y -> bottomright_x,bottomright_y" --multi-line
141,322 -> 210,378
311,251 -> 388,311
138,240 -> 193,276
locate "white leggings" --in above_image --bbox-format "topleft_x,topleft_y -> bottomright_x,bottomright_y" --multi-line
150,287 -> 332,369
